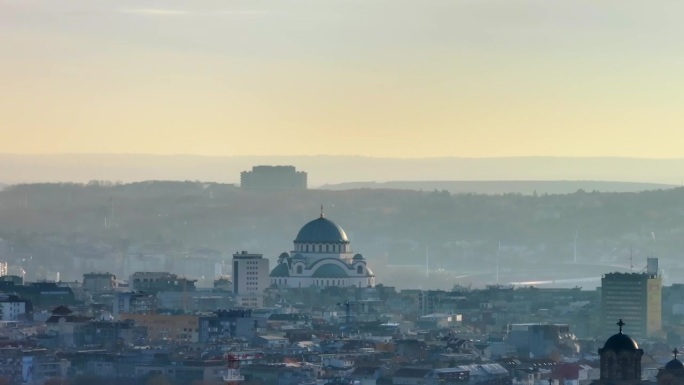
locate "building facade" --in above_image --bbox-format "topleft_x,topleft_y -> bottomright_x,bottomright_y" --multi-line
0,294 -> 29,321
232,251 -> 270,308
270,211 -> 376,289
113,292 -> 158,319
240,165 -> 307,191
129,272 -> 196,295
601,271 -> 662,339
82,272 -> 117,292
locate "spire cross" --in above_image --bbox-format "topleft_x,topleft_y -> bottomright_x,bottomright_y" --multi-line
674,348 -> 679,360
320,205 -> 324,218
617,319 -> 625,333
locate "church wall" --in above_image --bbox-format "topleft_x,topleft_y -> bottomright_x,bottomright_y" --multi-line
271,276 -> 374,288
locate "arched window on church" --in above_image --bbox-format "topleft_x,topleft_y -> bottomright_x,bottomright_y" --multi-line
296,265 -> 303,275
357,266 -> 363,274
326,244 -> 329,252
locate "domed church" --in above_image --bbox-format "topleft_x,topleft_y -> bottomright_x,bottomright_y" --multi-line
593,319 -> 653,385
657,348 -> 684,385
270,209 -> 376,288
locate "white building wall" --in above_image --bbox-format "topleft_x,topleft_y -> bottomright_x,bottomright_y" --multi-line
233,252 -> 269,308
0,302 -> 26,321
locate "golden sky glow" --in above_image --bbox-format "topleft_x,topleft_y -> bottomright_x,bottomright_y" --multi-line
2,0 -> 684,158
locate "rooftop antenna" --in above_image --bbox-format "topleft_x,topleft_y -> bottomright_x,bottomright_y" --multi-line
425,247 -> 429,278
320,204 -> 324,218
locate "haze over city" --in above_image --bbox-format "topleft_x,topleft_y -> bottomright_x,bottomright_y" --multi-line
3,0 -> 684,159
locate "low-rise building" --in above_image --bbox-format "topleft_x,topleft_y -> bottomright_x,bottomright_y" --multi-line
83,272 -> 117,292
121,313 -> 200,343
0,294 -> 30,321
113,292 -> 158,319
129,272 -> 197,295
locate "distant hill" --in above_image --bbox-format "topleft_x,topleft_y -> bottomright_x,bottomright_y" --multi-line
1,181 -> 684,288
1,154 -> 684,186
320,180 -> 675,195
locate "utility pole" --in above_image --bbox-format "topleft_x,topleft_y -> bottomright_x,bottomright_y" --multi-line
496,242 -> 500,285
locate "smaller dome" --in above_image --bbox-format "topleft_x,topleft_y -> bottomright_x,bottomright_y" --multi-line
603,333 -> 639,351
270,263 -> 290,278
312,264 -> 349,278
279,252 -> 290,259
353,254 -> 364,261
665,359 -> 684,370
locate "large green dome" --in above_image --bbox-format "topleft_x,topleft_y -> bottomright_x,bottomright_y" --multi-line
294,216 -> 349,244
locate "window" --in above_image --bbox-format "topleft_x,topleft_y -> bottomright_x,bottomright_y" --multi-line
357,266 -> 363,274
296,265 -> 303,274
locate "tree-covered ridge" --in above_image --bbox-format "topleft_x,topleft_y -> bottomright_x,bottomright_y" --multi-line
0,181 -> 682,282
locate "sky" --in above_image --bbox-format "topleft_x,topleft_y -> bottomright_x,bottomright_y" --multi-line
1,0 -> 684,158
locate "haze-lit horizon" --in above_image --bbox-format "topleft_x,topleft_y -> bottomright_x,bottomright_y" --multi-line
2,0 -> 684,158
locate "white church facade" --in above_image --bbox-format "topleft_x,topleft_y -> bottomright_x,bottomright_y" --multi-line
270,211 -> 376,288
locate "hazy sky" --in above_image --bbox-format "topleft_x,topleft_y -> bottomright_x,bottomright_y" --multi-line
1,0 -> 683,158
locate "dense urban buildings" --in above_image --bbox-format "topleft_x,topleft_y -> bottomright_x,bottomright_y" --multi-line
240,165 -> 308,191
0,191 -> 683,385
601,259 -> 662,339
270,211 -> 376,288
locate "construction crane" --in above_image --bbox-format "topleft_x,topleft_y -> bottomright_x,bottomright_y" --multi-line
337,300 -> 365,325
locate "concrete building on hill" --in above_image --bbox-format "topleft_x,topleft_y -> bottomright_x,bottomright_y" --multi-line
240,165 -> 307,191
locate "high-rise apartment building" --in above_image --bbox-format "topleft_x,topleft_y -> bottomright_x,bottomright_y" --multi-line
240,165 -> 307,191
232,251 -> 270,308
601,259 -> 661,339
